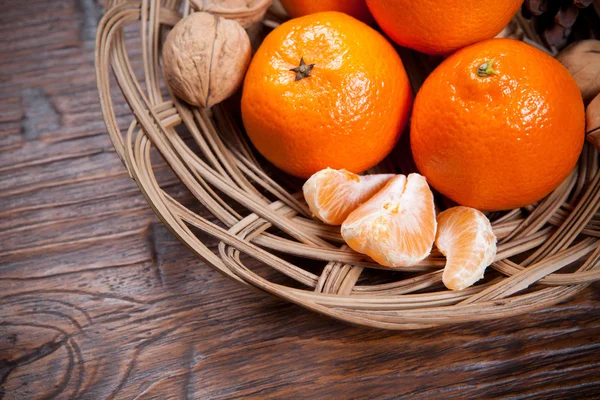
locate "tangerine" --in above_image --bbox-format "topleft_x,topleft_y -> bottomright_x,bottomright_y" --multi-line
411,39 -> 585,211
241,12 -> 412,179
366,0 -> 522,55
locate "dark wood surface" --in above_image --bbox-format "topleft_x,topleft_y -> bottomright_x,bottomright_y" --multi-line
1,1 -> 600,399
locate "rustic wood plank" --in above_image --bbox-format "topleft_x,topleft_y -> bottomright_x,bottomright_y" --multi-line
1,1 -> 599,399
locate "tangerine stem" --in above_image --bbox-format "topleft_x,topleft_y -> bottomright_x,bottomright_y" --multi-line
290,58 -> 315,81
477,57 -> 498,77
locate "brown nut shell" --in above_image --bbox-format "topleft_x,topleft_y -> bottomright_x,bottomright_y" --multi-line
557,40 -> 600,103
586,93 -> 600,151
162,12 -> 251,108
190,0 -> 273,28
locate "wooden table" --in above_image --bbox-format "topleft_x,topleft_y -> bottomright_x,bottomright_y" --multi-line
1,1 -> 600,398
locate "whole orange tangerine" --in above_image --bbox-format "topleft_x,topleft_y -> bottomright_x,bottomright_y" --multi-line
280,0 -> 373,24
410,39 -> 585,211
366,0 -> 523,55
241,12 -> 412,179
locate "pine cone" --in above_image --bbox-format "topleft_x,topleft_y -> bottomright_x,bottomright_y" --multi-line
522,0 -> 600,49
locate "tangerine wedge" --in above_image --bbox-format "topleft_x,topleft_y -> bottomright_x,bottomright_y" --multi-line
303,168 -> 394,225
436,206 -> 497,291
341,173 -> 437,267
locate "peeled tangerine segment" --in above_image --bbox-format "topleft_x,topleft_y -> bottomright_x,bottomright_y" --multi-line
341,173 -> 437,267
303,168 -> 394,225
436,206 -> 497,291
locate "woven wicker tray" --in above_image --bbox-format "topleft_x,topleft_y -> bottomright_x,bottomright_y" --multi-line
96,0 -> 600,329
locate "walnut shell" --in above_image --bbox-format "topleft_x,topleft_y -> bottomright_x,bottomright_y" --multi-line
586,93 -> 600,150
162,12 -> 251,108
190,0 -> 273,28
557,40 -> 600,103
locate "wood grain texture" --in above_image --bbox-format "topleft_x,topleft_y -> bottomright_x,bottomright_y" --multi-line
1,0 -> 599,398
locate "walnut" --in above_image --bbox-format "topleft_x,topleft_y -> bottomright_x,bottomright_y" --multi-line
557,40 -> 600,103
586,93 -> 600,150
162,12 -> 251,108
190,0 -> 273,28
556,40 -> 600,150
